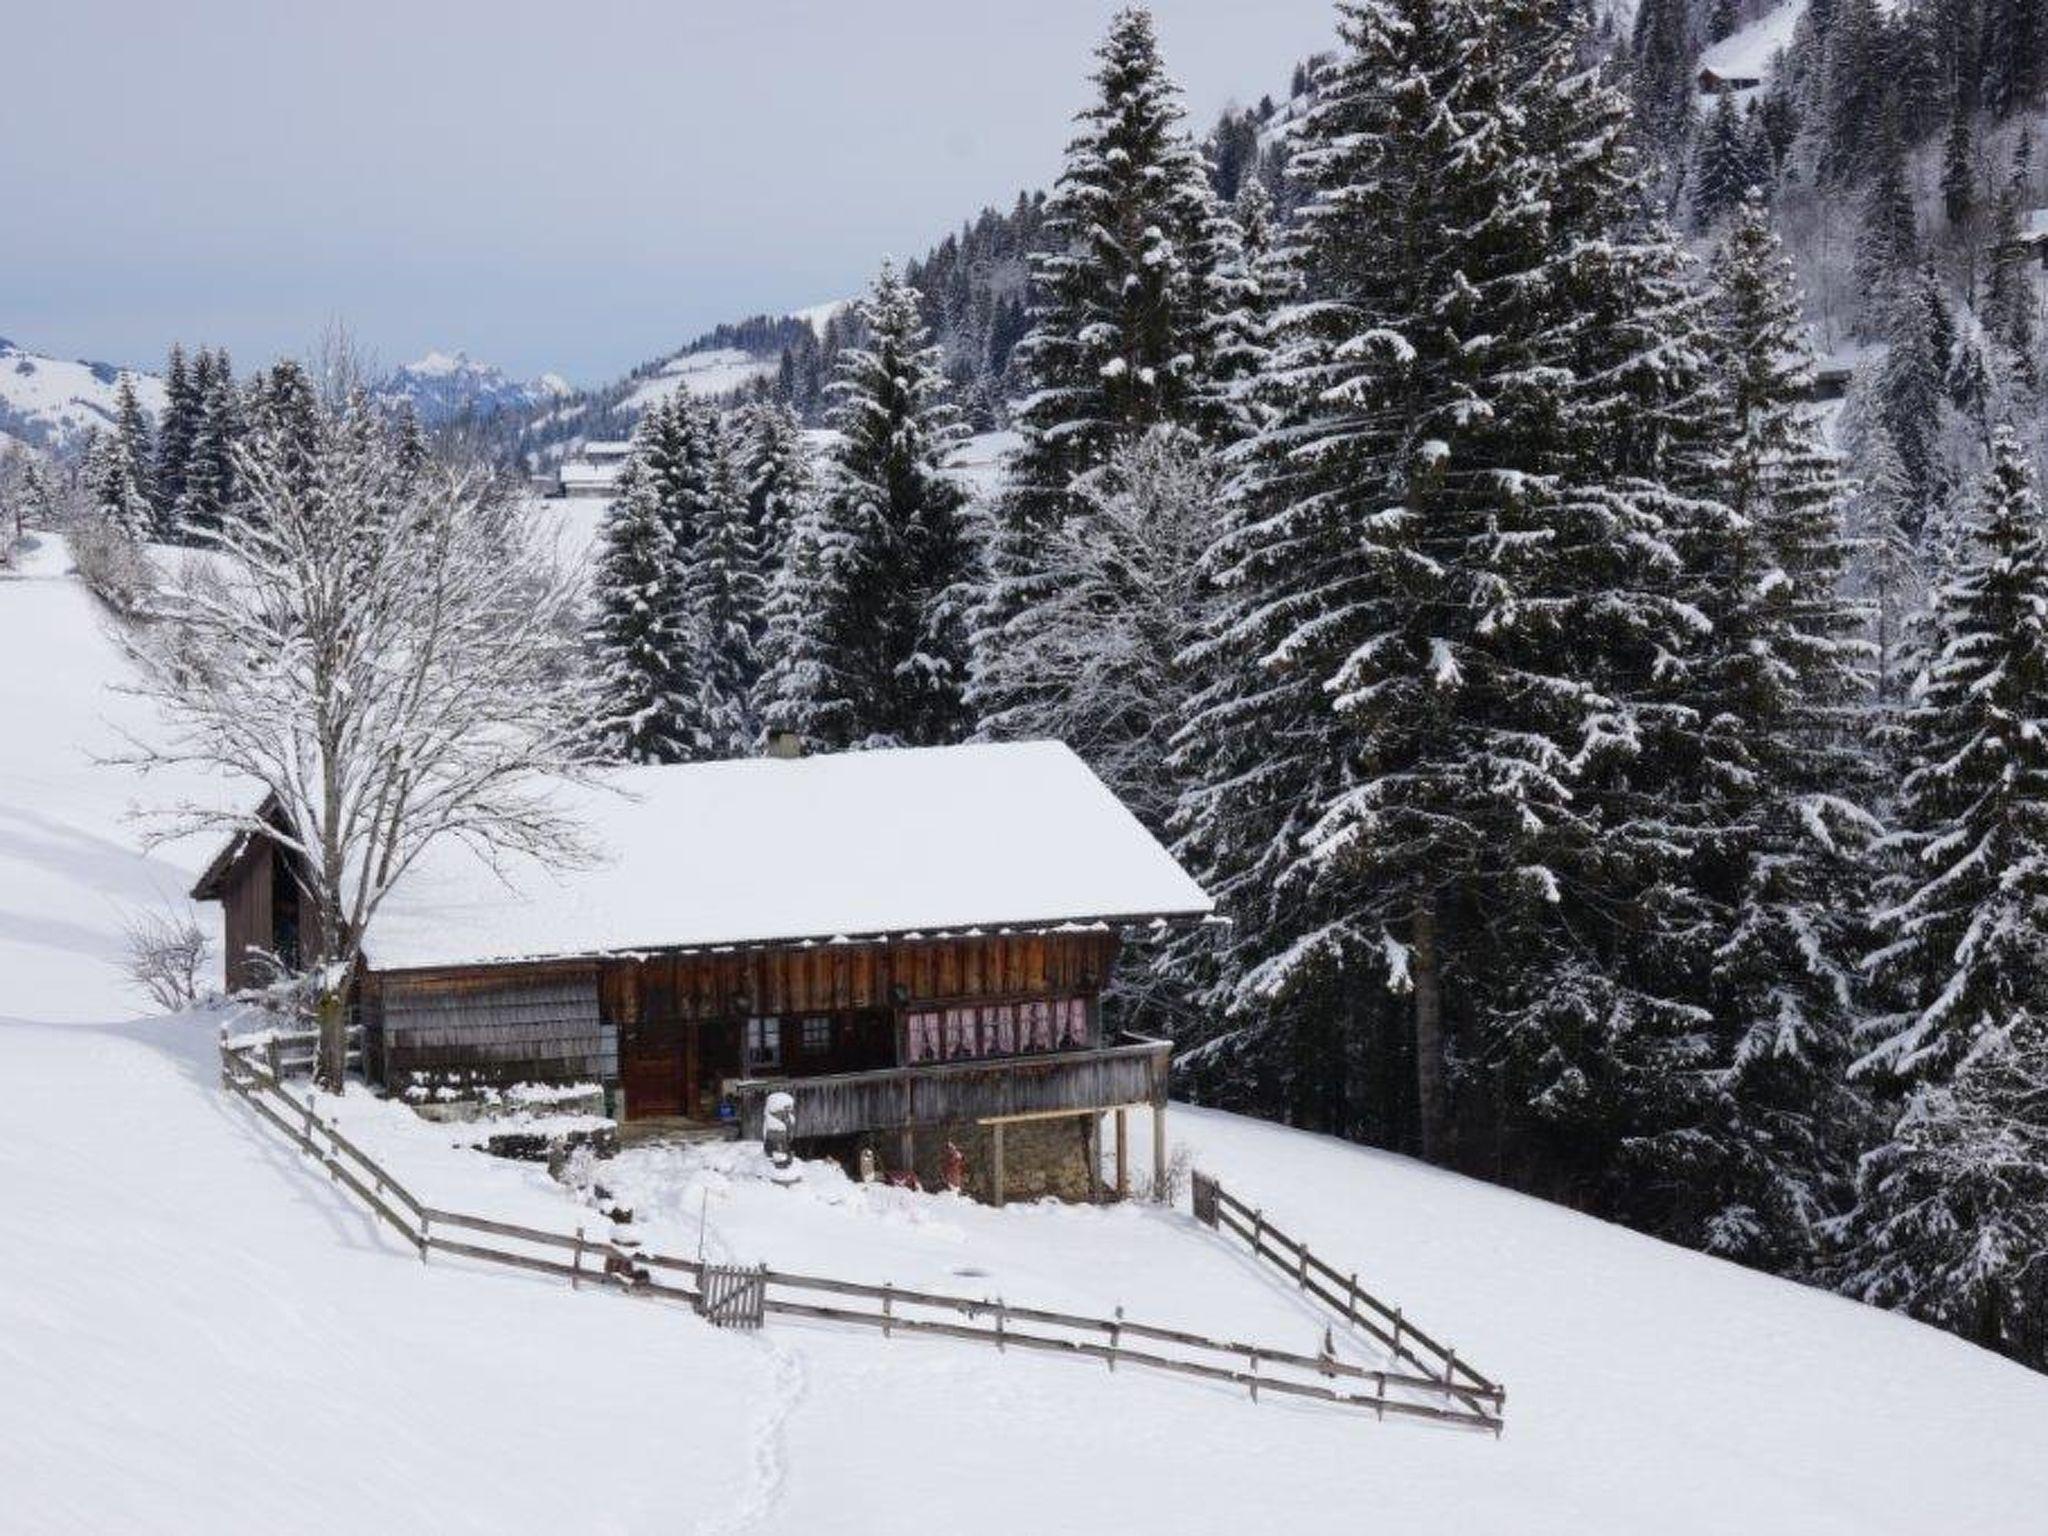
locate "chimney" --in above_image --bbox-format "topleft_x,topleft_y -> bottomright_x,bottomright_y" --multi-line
764,729 -> 806,761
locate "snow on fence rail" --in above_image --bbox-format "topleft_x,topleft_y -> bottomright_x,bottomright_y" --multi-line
1192,1170 -> 1503,1421
217,1034 -> 1504,1432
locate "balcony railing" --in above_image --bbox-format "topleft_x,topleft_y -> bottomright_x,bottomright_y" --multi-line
728,1033 -> 1171,1141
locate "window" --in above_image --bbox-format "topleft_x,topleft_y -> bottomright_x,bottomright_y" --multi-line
745,1017 -> 782,1071
900,999 -> 1089,1064
801,1017 -> 832,1057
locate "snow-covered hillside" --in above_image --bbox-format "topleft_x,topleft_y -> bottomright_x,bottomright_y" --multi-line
1696,0 -> 1807,103
0,338 -> 164,451
619,346 -> 781,413
3,537 -> 2046,1535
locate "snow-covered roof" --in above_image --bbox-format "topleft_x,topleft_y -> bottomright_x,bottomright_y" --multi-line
362,741 -> 1213,973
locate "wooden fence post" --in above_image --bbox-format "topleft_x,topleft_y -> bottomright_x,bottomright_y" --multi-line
882,1283 -> 893,1340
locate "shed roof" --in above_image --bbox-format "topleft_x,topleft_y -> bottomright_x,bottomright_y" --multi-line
356,740 -> 1213,973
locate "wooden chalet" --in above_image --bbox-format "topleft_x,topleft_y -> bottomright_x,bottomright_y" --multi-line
1696,65 -> 1762,94
193,740 -> 1215,1202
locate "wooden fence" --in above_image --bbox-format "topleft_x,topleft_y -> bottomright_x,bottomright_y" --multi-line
1191,1171 -> 1504,1421
218,1033 -> 1503,1432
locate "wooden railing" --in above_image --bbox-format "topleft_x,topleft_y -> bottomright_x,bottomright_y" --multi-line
243,1025 -> 364,1081
728,1032 -> 1172,1140
217,1034 -> 1503,1432
1192,1171 -> 1503,1421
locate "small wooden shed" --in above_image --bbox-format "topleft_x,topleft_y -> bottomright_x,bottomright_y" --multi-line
194,741 -> 1214,1201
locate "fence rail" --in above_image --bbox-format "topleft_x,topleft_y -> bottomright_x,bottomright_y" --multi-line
1192,1170 -> 1503,1419
218,1034 -> 1502,1432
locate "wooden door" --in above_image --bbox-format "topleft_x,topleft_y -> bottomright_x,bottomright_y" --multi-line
623,1016 -> 686,1119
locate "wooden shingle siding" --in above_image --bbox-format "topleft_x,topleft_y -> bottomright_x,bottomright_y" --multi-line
379,975 -> 608,1088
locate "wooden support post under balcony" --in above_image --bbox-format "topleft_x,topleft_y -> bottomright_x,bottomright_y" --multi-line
1114,1107 -> 1129,1199
1085,1115 -> 1102,1203
1153,1102 -> 1167,1203
991,1121 -> 1006,1208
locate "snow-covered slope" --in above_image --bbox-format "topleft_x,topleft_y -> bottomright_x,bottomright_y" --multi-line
0,534 -> 227,1020
1696,0 -> 1808,102
2,541 -> 2045,1535
618,346 -> 780,412
0,338 -> 165,451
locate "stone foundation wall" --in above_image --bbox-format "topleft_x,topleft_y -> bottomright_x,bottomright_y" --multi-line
808,1114 -> 1102,1204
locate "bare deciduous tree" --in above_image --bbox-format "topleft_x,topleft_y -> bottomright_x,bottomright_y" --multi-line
115,388 -> 592,1088
121,909 -> 211,1014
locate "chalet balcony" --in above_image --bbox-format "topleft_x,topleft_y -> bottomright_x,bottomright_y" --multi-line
727,1032 -> 1172,1142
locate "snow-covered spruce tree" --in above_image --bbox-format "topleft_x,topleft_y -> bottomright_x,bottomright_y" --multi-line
1941,94 -> 1977,230
1002,5 -> 1218,529
809,264 -> 975,751
154,344 -> 199,533
1837,432 -> 2048,1356
738,401 -> 816,603
743,401 -> 827,742
1174,0 -> 1714,1160
1837,1040 -> 2048,1365
977,6 -> 1223,734
179,351 -> 240,539
752,472 -> 832,745
1691,91 -> 1748,229
597,394 -> 759,762
1841,419 -> 1925,720
1983,133 -> 2039,371
1195,180 -> 1283,445
1629,0 -> 1696,160
1470,2 -> 1754,1197
1853,128 -> 1919,337
243,359 -> 321,511
678,420 -> 762,760
1983,0 -> 2048,118
1642,194 -> 1879,1270
1861,430 -> 2048,1084
1871,270 -> 1958,531
585,413 -> 695,765
90,377 -> 158,543
119,390 -> 590,1089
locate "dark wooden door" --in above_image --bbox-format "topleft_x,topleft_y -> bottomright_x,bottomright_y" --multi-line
623,1017 -> 686,1119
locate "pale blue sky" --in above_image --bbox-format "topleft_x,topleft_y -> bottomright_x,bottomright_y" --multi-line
1,1 -> 1336,385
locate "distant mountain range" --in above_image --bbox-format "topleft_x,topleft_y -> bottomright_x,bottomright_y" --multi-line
378,351 -> 573,427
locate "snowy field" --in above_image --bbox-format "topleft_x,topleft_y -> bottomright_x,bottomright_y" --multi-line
3,533 -> 2047,1535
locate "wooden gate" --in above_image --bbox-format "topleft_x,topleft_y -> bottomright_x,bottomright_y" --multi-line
698,1263 -> 767,1329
